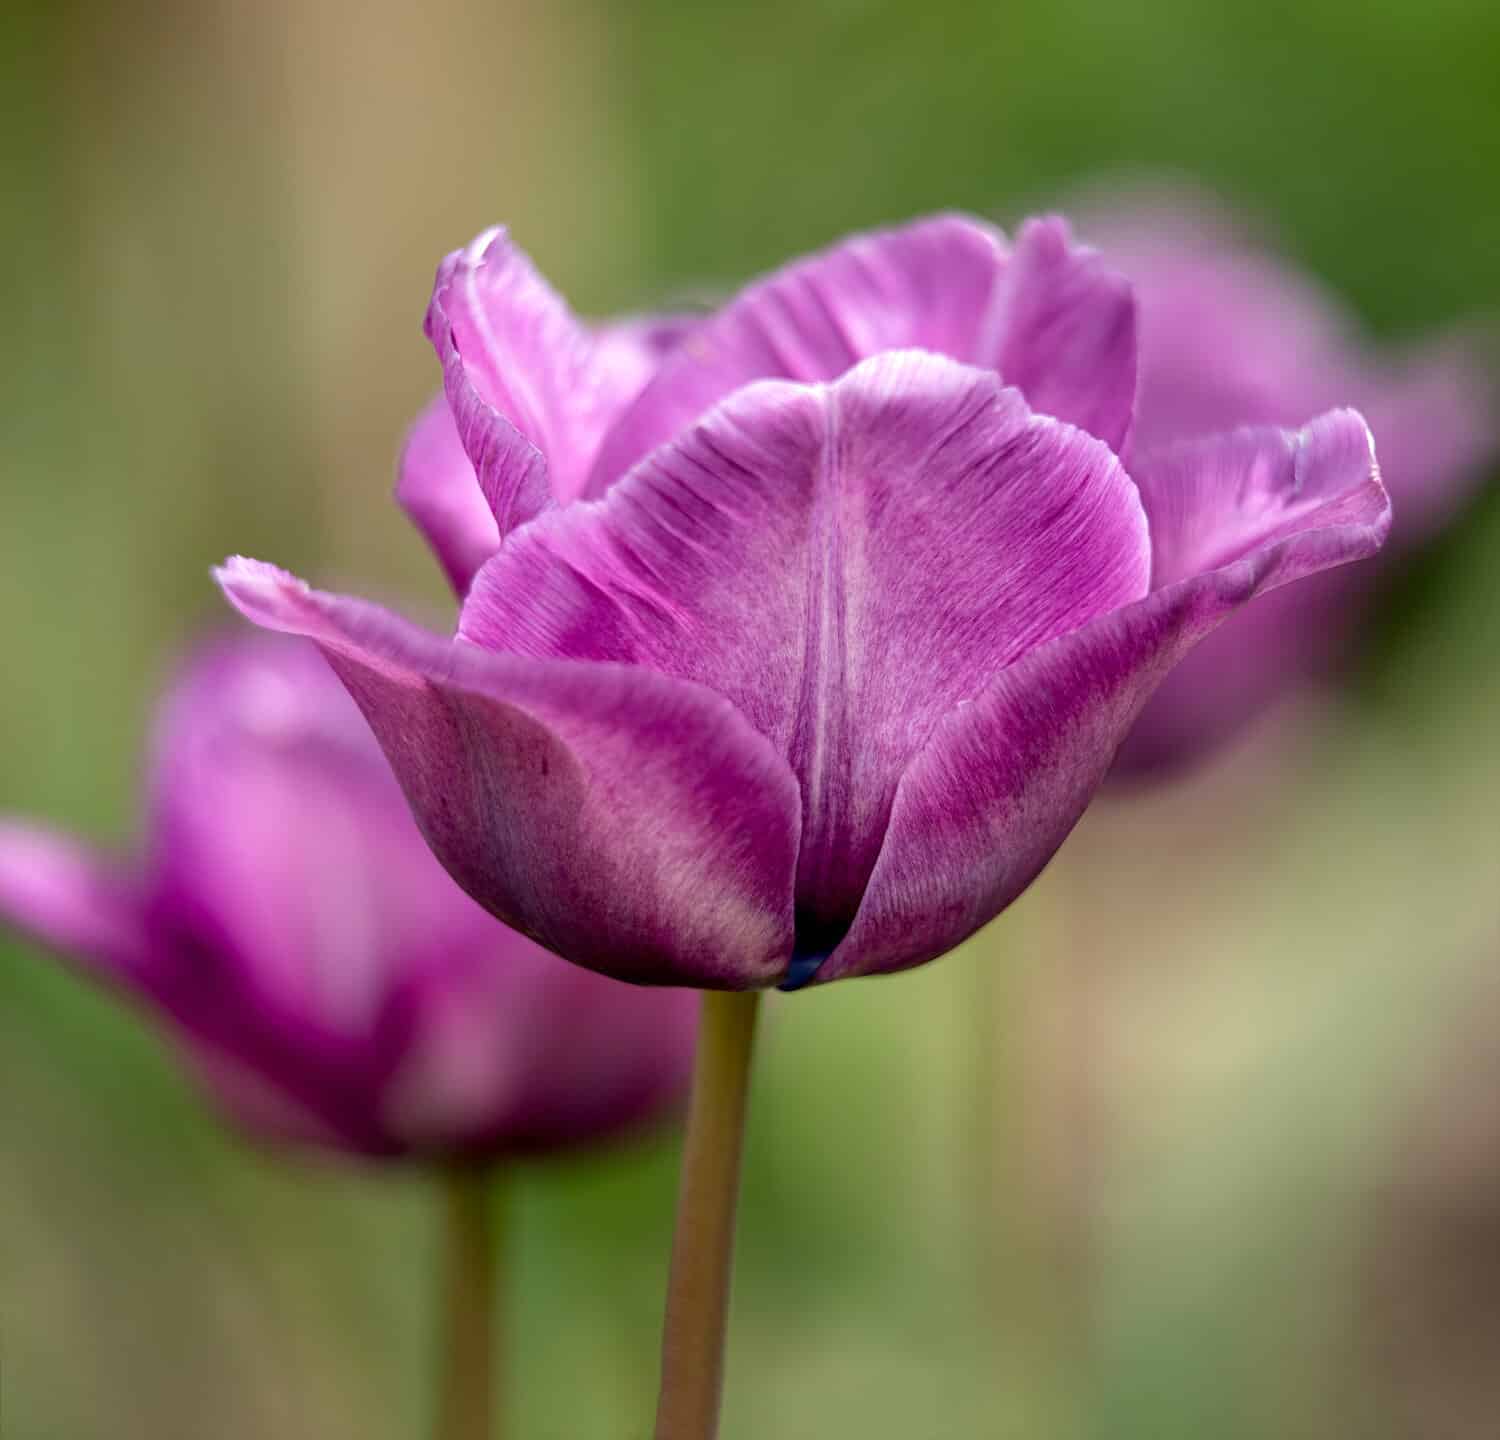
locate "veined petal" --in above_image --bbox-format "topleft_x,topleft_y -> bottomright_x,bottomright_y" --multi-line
463,351 -> 1149,954
216,560 -> 800,989
426,230 -> 557,535
816,409 -> 1389,982
0,822 -> 154,982
1134,409 -> 1385,589
396,394 -> 500,595
585,214 -> 1010,494
977,216 -> 1137,453
426,229 -> 696,534
399,317 -> 697,595
592,313 -> 701,394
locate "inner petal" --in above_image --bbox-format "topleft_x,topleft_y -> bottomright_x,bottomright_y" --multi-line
584,215 -> 1010,496
461,351 -> 1150,940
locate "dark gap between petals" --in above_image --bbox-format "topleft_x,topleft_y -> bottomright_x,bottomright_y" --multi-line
778,913 -> 851,991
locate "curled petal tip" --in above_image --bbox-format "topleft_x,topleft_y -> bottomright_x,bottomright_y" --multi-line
214,557 -> 310,632
463,224 -> 508,267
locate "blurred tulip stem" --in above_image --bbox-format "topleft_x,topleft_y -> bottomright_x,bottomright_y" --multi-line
654,989 -> 762,1440
435,1166 -> 503,1440
970,945 -> 1006,1320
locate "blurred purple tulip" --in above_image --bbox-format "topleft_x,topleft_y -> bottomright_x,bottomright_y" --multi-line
1073,182 -> 1495,777
0,636 -> 698,1159
219,214 -> 1389,992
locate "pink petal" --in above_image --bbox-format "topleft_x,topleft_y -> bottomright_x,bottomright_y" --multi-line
585,214 -> 1010,494
978,216 -> 1137,454
816,409 -> 1389,982
396,394 -> 501,596
462,351 -> 1149,951
426,229 -> 696,536
216,560 -> 801,989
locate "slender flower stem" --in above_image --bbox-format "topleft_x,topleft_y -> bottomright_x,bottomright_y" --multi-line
968,945 -> 1006,1323
654,988 -> 762,1440
435,1166 -> 503,1440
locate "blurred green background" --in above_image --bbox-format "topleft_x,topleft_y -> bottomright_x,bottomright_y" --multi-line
3,0 -> 1499,1435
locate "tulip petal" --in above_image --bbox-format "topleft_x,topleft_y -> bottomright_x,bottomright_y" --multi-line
426,230 -> 695,534
978,216 -> 1138,454
396,394 -> 501,596
463,351 -> 1150,950
585,215 -> 1010,493
818,410 -> 1389,982
1134,409 -> 1386,588
0,821 -> 153,982
216,559 -> 800,989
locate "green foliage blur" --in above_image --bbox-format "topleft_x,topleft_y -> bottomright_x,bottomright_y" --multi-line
2,0 -> 1497,1436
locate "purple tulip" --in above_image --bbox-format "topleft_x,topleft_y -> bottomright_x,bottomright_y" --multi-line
1073,183 -> 1495,776
218,213 -> 1390,992
0,635 -> 699,1158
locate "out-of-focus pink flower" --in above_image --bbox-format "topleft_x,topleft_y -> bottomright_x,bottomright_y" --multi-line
219,215 -> 1389,991
0,636 -> 698,1159
1073,182 -> 1495,777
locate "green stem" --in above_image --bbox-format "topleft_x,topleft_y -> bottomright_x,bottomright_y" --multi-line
969,946 -> 1006,1324
435,1167 -> 502,1440
653,989 -> 762,1440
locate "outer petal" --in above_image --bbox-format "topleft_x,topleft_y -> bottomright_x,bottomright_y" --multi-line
816,410 -> 1389,983
584,214 -> 1010,494
1113,405 -> 1465,776
396,394 -> 501,595
0,822 -> 153,981
426,229 -> 696,534
462,351 -> 1149,950
1106,577 -> 1350,778
1133,410 -> 1385,587
976,216 -> 1138,454
215,560 -> 800,989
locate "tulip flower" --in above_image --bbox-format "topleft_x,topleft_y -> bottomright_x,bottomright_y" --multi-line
0,634 -> 698,1438
1073,183 -> 1494,776
218,213 -> 1390,1438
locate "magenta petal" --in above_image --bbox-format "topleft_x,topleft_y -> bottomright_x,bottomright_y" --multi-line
463,351 -> 1149,943
584,215 -> 1009,494
817,409 -> 1390,983
0,822 -> 152,981
426,231 -> 556,535
979,216 -> 1138,454
216,560 -> 801,989
426,229 -> 696,535
1134,410 -> 1386,588
400,317 -> 696,594
396,394 -> 501,595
